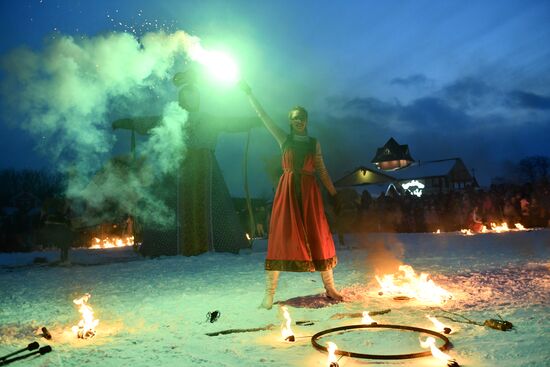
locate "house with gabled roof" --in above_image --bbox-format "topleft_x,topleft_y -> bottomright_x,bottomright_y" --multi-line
371,137 -> 415,171
335,137 -> 477,196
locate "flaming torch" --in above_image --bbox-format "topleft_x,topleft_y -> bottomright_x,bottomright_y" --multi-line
71,293 -> 99,339
420,336 -> 459,367
326,341 -> 339,367
280,306 -> 295,342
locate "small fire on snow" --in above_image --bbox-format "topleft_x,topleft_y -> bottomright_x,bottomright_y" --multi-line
427,315 -> 452,334
280,306 -> 295,342
326,341 -> 339,367
376,265 -> 453,305
420,336 -> 459,366
361,311 -> 377,325
71,293 -> 99,339
90,236 -> 134,249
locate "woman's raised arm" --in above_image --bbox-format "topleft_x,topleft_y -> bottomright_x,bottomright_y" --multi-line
240,81 -> 286,147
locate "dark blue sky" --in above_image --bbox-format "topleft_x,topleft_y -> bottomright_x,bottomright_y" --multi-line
1,0 -> 549,197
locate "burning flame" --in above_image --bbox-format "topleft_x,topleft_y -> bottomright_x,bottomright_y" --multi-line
420,336 -> 452,363
71,293 -> 99,339
280,306 -> 294,341
460,222 -> 527,235
90,236 -> 134,249
326,341 -> 339,367
246,233 -> 251,241
376,265 -> 453,305
361,311 -> 377,325
435,229 -> 441,234
427,315 -> 451,334
490,222 -> 509,232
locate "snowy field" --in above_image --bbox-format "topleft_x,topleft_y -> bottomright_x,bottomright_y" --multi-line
1,230 -> 549,367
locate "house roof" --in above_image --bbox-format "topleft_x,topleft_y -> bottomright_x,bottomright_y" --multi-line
334,164 -> 395,187
371,137 -> 414,163
335,158 -> 473,187
389,159 -> 458,180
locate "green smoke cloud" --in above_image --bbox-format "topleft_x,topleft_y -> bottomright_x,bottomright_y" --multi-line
1,30 -> 199,227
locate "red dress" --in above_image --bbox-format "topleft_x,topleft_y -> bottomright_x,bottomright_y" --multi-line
265,136 -> 337,272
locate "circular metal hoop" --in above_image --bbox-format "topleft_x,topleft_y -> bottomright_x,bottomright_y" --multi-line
311,324 -> 451,360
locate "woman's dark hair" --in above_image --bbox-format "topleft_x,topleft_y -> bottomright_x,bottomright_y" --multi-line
288,106 -> 308,120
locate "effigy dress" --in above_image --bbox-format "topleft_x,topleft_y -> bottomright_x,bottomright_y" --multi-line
265,135 -> 337,272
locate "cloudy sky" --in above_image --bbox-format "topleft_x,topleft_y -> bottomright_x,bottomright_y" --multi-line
1,0 -> 549,198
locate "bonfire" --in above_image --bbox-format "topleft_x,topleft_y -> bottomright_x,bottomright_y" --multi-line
376,265 -> 453,305
90,236 -> 134,249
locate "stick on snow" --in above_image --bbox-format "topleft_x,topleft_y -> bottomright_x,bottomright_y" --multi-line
206,324 -> 275,336
330,309 -> 391,320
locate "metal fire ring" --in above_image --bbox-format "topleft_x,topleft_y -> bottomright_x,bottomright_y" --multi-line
311,324 -> 451,360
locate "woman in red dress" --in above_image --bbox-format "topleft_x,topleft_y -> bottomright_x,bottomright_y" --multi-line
241,82 -> 343,309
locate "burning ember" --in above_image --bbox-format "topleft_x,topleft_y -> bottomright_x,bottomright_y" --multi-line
90,236 -> 134,249
326,341 -> 339,367
420,336 -> 459,367
376,265 -> 453,305
71,293 -> 99,339
427,315 -> 452,334
280,306 -> 295,342
361,311 -> 377,325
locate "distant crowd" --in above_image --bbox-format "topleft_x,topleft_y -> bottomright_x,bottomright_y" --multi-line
328,181 -> 550,236
3,178 -> 550,253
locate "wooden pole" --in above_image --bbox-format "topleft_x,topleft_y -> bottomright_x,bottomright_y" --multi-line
243,130 -> 256,240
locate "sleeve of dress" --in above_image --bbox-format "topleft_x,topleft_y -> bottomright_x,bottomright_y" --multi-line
315,140 -> 337,196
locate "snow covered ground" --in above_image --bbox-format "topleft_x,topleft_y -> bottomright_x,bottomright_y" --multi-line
0,230 -> 549,367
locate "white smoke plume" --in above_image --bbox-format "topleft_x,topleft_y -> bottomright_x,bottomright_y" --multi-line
142,102 -> 189,175
1,30 -> 202,227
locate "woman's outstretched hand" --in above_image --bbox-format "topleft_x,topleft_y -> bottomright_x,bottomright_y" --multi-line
238,80 -> 252,95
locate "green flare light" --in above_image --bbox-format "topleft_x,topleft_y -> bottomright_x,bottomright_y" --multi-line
203,50 -> 239,84
188,44 -> 240,85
